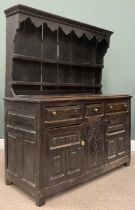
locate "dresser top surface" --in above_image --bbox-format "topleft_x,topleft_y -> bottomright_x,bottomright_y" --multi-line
4,94 -> 131,103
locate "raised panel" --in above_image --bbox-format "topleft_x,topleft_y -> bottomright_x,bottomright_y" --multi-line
6,127 -> 36,182
86,122 -> 104,171
8,134 -> 16,173
16,139 -> 23,178
67,147 -> 82,176
6,102 -> 37,116
24,140 -> 35,183
107,138 -> 117,161
118,135 -> 126,156
7,112 -> 36,131
50,151 -> 65,180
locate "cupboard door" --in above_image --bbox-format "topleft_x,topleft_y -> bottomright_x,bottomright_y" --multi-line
85,120 -> 104,172
105,115 -> 129,163
45,125 -> 84,186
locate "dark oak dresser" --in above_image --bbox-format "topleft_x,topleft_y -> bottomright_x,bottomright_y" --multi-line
4,5 -> 131,206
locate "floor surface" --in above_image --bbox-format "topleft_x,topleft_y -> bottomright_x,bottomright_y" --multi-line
0,151 -> 135,210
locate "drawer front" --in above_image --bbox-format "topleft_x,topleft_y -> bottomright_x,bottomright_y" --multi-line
45,105 -> 82,124
105,101 -> 128,114
86,103 -> 103,116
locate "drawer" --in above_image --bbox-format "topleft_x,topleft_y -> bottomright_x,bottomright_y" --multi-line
86,103 -> 103,116
45,105 -> 82,124
105,102 -> 128,114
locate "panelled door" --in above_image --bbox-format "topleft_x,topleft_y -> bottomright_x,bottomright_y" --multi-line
45,125 -> 84,186
85,103 -> 104,173
85,120 -> 104,172
105,114 -> 129,163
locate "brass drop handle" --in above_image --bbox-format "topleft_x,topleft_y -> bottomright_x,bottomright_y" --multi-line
52,111 -> 57,116
110,105 -> 113,110
94,108 -> 98,112
80,140 -> 85,146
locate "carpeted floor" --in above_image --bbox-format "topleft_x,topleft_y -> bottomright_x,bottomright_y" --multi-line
0,151 -> 135,210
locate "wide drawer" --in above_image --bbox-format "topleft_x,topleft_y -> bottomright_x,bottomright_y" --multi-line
105,101 -> 128,114
86,103 -> 103,116
44,105 -> 82,125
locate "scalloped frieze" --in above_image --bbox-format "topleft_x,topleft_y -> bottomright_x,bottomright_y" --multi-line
17,13 -> 110,42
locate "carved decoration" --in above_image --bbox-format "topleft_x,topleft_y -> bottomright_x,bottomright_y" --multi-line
87,122 -> 103,169
17,14 -> 110,43
50,133 -> 78,148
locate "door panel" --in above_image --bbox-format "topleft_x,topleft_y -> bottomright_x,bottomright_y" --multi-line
105,114 -> 129,163
106,136 -> 117,162
50,149 -> 65,180
118,134 -> 127,156
46,125 -> 84,185
67,146 -> 83,176
86,120 -> 104,172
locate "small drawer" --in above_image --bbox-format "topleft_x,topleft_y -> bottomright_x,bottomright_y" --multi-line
45,106 -> 82,124
86,103 -> 103,116
106,102 -> 128,113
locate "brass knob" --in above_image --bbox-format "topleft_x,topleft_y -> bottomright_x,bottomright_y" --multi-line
110,105 -> 113,110
81,140 -> 85,146
124,104 -> 127,108
94,108 -> 98,112
52,111 -> 56,116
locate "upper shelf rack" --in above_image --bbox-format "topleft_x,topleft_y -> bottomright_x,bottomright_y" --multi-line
5,4 -> 113,96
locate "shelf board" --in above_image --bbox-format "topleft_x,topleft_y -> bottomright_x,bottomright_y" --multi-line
13,54 -> 104,68
12,81 -> 102,87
